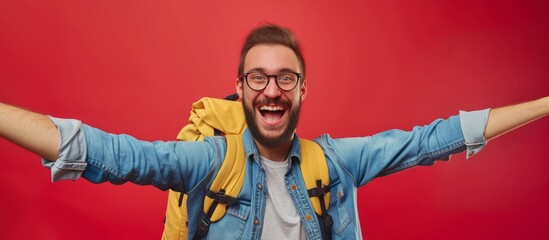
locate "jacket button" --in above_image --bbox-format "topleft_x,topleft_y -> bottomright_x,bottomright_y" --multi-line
257,183 -> 262,190
291,185 -> 297,190
254,218 -> 261,225
305,215 -> 313,221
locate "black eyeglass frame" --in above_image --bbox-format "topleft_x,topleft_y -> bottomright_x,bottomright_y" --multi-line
240,71 -> 303,91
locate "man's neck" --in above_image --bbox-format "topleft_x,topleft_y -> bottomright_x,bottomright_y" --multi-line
255,138 -> 292,162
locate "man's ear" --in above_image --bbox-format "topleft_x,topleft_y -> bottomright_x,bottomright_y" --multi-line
236,79 -> 243,99
300,80 -> 307,101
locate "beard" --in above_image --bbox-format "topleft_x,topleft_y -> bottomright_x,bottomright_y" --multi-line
243,96 -> 301,148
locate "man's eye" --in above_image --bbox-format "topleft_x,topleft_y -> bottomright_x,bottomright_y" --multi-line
250,74 -> 266,81
278,74 -> 294,82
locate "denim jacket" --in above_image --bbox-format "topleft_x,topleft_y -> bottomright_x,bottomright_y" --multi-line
43,110 -> 488,239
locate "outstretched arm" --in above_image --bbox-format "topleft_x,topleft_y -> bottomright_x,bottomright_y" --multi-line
0,103 -> 59,160
484,96 -> 549,140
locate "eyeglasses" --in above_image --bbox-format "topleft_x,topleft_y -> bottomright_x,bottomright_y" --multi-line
241,71 -> 302,91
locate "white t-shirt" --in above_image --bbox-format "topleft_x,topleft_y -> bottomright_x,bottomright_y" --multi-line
260,156 -> 307,240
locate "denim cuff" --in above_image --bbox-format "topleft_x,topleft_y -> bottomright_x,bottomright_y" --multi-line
459,109 -> 490,159
41,116 -> 87,181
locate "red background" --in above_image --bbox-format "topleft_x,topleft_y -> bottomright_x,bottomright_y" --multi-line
1,1 -> 548,239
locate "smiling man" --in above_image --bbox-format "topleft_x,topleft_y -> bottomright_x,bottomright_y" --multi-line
240,43 -> 305,160
0,24 -> 548,240
238,40 -> 309,239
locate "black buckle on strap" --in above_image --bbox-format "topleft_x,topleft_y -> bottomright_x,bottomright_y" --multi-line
307,185 -> 330,197
193,217 -> 211,239
206,190 -> 238,206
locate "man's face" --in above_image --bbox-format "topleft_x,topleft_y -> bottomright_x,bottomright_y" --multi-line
236,44 -> 307,148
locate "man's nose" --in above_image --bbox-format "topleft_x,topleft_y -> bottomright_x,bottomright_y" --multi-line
262,77 -> 282,98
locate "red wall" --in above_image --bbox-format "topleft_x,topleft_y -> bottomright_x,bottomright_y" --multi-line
1,1 -> 548,239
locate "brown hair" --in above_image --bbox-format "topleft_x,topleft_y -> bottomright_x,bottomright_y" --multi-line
238,24 -> 306,80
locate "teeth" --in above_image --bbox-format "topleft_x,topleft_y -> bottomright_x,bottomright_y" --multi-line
259,105 -> 284,111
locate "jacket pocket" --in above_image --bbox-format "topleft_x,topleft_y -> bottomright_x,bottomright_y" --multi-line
206,203 -> 250,239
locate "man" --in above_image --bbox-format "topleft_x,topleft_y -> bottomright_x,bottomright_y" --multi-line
0,24 -> 548,239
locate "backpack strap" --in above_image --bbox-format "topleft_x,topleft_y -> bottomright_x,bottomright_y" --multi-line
194,134 -> 246,239
299,138 -> 333,239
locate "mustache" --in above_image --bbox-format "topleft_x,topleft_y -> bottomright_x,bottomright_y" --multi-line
253,98 -> 291,108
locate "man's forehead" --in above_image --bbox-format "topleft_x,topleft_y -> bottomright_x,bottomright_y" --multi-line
244,44 -> 300,73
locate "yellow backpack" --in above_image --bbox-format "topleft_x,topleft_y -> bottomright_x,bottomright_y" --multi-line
161,96 -> 332,240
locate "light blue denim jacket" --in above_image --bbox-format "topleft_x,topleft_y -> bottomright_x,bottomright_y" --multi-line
43,110 -> 489,239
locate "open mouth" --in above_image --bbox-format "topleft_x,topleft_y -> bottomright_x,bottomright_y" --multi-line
258,105 -> 287,124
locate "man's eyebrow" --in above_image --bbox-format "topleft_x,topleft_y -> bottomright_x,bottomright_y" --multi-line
247,67 -> 266,73
247,67 -> 299,73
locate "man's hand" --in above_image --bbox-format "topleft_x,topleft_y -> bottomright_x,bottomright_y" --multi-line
0,103 -> 60,160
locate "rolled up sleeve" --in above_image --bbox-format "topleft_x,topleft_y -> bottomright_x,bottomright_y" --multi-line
41,116 -> 87,181
459,109 -> 490,159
